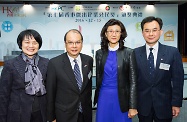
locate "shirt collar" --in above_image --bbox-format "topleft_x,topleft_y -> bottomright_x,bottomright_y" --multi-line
67,53 -> 81,64
108,43 -> 119,51
146,41 -> 159,52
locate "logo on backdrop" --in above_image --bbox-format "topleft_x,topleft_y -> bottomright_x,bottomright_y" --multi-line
1,6 -> 26,17
105,6 -> 110,11
164,31 -> 174,41
1,21 -> 13,32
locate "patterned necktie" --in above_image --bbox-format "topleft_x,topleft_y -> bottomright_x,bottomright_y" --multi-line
73,59 -> 83,112
74,59 -> 82,90
148,48 -> 155,77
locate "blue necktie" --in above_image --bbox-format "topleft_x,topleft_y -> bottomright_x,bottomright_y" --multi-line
73,59 -> 83,112
148,48 -> 155,77
74,59 -> 82,90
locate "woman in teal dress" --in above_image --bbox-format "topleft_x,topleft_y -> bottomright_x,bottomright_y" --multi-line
94,19 -> 138,122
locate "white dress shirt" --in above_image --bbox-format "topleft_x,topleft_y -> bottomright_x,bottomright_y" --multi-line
67,54 -> 83,82
146,42 -> 159,68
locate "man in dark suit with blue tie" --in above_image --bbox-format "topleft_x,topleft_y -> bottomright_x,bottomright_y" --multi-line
135,16 -> 184,122
46,29 -> 93,122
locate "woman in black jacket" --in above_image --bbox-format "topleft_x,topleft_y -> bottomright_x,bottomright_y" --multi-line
0,29 -> 49,122
94,18 -> 138,122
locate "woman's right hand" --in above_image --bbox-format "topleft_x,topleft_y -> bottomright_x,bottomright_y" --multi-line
128,109 -> 138,118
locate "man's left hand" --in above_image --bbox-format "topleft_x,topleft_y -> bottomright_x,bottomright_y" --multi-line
172,106 -> 180,117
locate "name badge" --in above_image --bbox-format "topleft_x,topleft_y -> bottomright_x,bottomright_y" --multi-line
159,63 -> 170,70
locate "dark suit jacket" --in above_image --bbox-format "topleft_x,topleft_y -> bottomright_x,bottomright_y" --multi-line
46,53 -> 93,122
94,47 -> 137,112
134,42 -> 184,119
0,55 -> 49,122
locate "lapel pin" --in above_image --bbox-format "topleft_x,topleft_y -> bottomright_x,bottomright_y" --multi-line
161,58 -> 163,60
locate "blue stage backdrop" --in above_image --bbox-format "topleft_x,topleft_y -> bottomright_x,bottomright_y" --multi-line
0,4 -> 178,60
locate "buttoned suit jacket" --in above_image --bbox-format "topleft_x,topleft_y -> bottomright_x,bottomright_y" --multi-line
46,52 -> 93,122
134,42 -> 184,119
0,54 -> 49,122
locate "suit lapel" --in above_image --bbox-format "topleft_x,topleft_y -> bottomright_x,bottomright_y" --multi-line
138,46 -> 151,79
81,54 -> 89,92
154,43 -> 166,83
14,55 -> 26,81
37,57 -> 47,78
63,53 -> 80,92
101,51 -> 108,72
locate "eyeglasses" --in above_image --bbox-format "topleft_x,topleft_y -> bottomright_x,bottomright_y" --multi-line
106,30 -> 121,35
66,41 -> 82,46
143,29 -> 160,34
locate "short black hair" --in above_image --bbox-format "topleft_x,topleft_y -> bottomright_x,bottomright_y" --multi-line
141,16 -> 163,30
17,29 -> 42,49
64,29 -> 83,42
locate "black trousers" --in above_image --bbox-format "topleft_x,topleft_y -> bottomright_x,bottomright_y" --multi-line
77,112 -> 85,122
138,108 -> 172,122
30,110 -> 43,122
